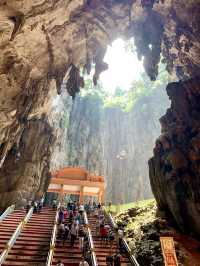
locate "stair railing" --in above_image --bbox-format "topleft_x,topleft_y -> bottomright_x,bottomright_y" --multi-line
83,211 -> 98,266
46,203 -> 61,266
0,205 -> 15,222
105,210 -> 140,266
0,206 -> 33,265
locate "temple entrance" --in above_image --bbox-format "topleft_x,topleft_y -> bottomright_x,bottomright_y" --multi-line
47,167 -> 105,204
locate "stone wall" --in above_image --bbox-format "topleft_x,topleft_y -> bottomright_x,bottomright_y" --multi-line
0,118 -> 55,209
66,86 -> 169,204
149,77 -> 200,237
0,0 -> 200,231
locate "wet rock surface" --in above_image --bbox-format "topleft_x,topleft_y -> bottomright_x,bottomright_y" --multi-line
149,77 -> 200,237
0,0 -> 200,215
0,118 -> 55,209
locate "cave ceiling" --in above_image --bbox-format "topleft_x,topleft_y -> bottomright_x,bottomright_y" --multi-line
0,0 -> 200,208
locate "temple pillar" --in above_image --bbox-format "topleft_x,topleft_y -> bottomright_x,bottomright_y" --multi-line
98,189 -> 103,204
59,184 -> 64,203
80,186 -> 84,204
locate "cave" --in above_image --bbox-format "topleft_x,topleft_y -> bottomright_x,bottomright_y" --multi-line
0,0 -> 200,257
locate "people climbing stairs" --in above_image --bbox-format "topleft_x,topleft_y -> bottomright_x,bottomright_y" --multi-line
0,201 -> 135,266
88,210 -> 131,266
1,207 -> 55,266
51,208 -> 83,266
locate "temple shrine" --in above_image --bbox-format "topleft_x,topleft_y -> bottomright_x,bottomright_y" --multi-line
47,167 -> 105,203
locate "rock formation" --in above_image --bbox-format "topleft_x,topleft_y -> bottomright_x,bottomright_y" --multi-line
102,87 -> 169,203
149,77 -> 200,237
66,86 -> 169,204
0,118 -> 55,209
66,95 -> 103,175
0,0 -> 200,237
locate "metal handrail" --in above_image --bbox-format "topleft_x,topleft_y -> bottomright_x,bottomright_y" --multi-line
83,212 -> 98,266
0,205 -> 15,222
122,238 -> 140,266
106,211 -> 140,266
0,206 -> 33,265
46,203 -> 61,266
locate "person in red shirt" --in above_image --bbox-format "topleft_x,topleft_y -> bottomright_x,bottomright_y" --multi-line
100,224 -> 108,246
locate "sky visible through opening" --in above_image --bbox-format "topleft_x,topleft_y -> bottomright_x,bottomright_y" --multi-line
100,38 -> 144,93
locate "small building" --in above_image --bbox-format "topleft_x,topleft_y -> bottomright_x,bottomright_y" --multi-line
47,167 -> 105,203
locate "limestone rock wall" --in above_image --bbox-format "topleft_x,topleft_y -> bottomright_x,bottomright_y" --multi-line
149,77 -> 200,237
0,118 -> 55,209
66,96 -> 103,175
66,87 -> 169,204
50,90 -> 72,172
102,87 -> 169,203
0,0 -> 200,220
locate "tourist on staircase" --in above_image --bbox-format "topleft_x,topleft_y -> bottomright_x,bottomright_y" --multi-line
106,250 -> 114,266
52,199 -> 57,209
58,222 -> 65,239
100,223 -> 108,246
98,202 -> 101,209
58,207 -> 65,223
62,223 -> 70,245
108,227 -> 115,250
68,210 -> 74,228
79,255 -> 90,266
78,224 -> 87,252
79,203 -> 84,215
117,227 -> 124,251
70,220 -> 78,247
25,199 -> 32,213
37,196 -> 44,212
113,250 -> 121,266
32,200 -> 38,213
56,259 -> 64,266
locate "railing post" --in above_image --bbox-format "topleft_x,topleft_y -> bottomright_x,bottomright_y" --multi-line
0,205 -> 15,222
46,202 -> 61,266
104,208 -> 140,266
0,206 -> 33,265
83,211 -> 98,266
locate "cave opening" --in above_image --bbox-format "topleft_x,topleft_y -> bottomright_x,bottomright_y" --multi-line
1,1 -> 200,264
72,37 -> 171,206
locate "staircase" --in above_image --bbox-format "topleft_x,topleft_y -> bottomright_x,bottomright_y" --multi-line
88,214 -> 130,266
52,217 -> 82,266
2,207 -> 55,266
0,209 -> 26,254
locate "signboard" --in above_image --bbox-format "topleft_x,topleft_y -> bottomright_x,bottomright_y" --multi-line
160,237 -> 178,266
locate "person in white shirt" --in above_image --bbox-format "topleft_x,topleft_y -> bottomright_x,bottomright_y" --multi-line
70,221 -> 78,247
79,256 -> 89,266
117,228 -> 124,249
79,204 -> 84,215
58,223 -> 65,239
56,260 -> 64,266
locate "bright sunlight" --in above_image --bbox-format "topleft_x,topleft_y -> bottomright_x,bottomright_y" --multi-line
100,38 -> 144,93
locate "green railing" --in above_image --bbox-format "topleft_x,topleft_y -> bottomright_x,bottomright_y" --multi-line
0,205 -> 15,222
0,206 -> 33,264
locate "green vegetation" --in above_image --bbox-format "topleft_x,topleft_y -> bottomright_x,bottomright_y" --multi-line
106,198 -> 155,214
81,63 -> 172,113
104,63 -> 172,112
80,79 -> 107,103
